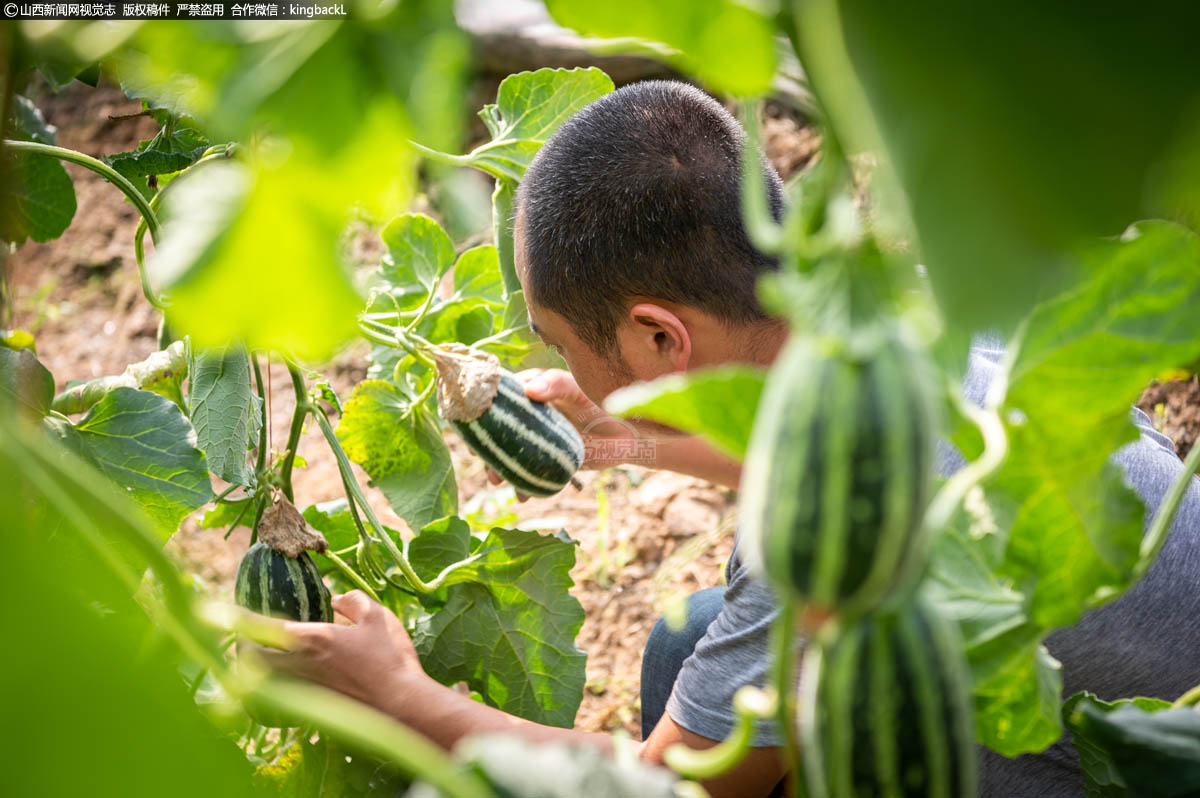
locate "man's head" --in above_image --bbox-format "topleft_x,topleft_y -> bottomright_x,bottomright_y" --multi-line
514,80 -> 786,404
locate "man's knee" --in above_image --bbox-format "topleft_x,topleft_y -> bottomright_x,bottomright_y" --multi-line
644,586 -> 727,665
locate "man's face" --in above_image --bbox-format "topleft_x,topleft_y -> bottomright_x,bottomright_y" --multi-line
513,222 -> 636,406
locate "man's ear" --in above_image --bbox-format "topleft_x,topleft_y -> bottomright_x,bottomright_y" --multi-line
625,302 -> 692,372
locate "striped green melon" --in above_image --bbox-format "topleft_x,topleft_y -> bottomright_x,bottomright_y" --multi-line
739,331 -> 937,616
799,598 -> 977,798
452,370 -> 585,497
234,542 -> 332,623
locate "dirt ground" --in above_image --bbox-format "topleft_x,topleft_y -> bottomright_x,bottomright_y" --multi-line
6,80 -> 1198,739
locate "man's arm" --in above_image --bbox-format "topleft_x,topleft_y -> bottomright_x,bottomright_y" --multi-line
642,710 -> 787,797
260,591 -> 784,797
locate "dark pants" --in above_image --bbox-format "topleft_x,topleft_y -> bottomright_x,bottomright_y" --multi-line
640,585 -> 728,739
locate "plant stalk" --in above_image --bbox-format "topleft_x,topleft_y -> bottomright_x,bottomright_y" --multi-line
224,499 -> 253,540
1174,682 -> 1200,708
407,139 -> 472,168
358,319 -> 436,369
310,404 -> 480,593
771,601 -> 806,798
470,324 -> 526,350
323,550 -> 382,603
252,353 -> 269,472
280,360 -> 309,502
492,178 -> 521,296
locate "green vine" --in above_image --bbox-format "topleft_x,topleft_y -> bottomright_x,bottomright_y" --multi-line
3,139 -> 165,309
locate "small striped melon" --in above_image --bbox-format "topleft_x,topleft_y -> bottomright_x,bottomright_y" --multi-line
799,598 -> 977,798
234,542 -> 332,623
452,370 -> 585,497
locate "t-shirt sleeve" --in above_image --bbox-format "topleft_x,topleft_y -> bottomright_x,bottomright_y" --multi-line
664,548 -> 783,747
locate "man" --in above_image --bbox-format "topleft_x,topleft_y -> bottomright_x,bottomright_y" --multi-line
263,81 -> 1200,797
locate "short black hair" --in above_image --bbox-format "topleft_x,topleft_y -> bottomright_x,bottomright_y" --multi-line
516,80 -> 785,354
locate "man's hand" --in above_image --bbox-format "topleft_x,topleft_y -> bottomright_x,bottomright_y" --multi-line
252,591 -> 430,717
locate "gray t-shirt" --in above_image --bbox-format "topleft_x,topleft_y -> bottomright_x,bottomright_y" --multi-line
664,341 -> 1200,795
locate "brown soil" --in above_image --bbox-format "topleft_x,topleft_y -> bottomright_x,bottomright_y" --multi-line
1138,376 -> 1200,459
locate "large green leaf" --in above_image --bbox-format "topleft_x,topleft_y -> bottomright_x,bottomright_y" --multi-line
1,94 -> 76,246
0,347 -> 55,420
0,144 -> 77,245
604,365 -> 766,459
380,213 -> 455,294
925,221 -> 1200,757
791,0 -> 1200,333
456,67 -> 614,184
1064,692 -> 1197,798
544,0 -> 776,97
47,387 -> 213,537
188,345 -> 262,487
418,298 -> 494,346
104,109 -> 210,198
336,381 -> 457,532
996,222 -> 1200,629
452,244 -> 505,304
410,520 -> 586,727
923,507 -> 1064,756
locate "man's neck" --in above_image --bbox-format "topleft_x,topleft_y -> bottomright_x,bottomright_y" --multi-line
690,319 -> 788,370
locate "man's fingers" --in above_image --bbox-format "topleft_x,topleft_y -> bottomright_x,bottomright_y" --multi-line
514,368 -> 547,382
241,639 -> 297,671
240,636 -> 334,685
523,369 -> 580,404
332,590 -> 380,625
